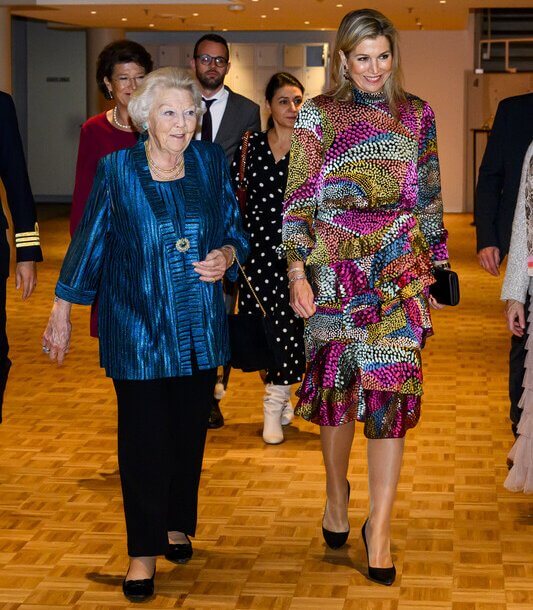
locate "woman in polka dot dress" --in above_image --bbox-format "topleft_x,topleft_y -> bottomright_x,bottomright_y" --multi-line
231,73 -> 306,445
280,10 -> 449,584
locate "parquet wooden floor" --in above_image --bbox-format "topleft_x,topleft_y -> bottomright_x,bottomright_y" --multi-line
0,209 -> 531,610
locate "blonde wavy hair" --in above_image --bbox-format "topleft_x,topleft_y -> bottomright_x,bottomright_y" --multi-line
328,9 -> 406,118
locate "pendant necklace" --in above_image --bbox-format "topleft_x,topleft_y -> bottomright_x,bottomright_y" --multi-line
145,141 -> 189,252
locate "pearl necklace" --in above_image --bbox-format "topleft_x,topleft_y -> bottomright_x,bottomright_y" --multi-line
145,141 -> 184,181
113,106 -> 132,130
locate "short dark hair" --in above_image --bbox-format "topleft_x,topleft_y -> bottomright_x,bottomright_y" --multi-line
96,40 -> 153,99
265,72 -> 305,129
193,34 -> 230,60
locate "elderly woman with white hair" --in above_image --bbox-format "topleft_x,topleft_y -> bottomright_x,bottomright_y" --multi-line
42,67 -> 248,602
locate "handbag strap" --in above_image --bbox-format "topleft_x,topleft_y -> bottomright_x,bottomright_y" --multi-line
238,132 -> 252,190
235,255 -> 267,317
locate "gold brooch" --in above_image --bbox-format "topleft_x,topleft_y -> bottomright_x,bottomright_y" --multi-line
176,238 -> 190,252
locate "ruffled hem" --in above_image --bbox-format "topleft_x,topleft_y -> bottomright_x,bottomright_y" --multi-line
505,433 -> 533,493
295,341 -> 422,438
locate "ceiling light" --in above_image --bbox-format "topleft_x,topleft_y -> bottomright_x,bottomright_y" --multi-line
440,0 -> 446,3
273,6 -> 280,10
304,20 -> 310,24
149,23 -> 154,27
228,3 -> 245,11
261,14 -> 267,18
336,3 -> 343,6
90,10 -> 96,14
192,12 -> 199,16
121,17 -> 127,21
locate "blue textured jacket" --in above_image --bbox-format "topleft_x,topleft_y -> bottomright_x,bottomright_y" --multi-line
56,139 -> 248,380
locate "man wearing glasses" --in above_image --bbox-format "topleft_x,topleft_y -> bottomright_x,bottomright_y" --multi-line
191,34 -> 261,429
191,34 -> 261,165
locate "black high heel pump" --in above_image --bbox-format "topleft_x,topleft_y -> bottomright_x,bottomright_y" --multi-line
361,518 -> 396,586
322,480 -> 350,549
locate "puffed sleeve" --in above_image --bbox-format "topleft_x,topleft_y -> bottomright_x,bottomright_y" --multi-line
279,99 -> 324,263
415,101 -> 449,262
217,146 -> 249,281
501,142 -> 533,303
56,158 -> 110,304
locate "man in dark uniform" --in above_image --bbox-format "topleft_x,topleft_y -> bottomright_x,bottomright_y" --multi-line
475,92 -> 533,435
0,91 -> 43,421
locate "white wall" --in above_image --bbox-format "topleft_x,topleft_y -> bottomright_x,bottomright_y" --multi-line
400,29 -> 474,213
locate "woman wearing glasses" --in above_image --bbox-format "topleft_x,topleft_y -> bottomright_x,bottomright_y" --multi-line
70,40 -> 153,336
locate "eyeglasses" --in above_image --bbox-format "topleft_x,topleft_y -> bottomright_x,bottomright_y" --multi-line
112,75 -> 145,88
195,54 -> 228,68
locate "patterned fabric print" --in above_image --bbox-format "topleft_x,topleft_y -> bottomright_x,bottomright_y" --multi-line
280,89 -> 449,438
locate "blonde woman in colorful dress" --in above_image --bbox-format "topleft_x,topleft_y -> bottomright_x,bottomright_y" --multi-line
502,139 -> 533,494
280,9 -> 449,585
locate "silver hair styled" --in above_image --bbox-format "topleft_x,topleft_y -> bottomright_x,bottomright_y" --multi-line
128,66 -> 203,131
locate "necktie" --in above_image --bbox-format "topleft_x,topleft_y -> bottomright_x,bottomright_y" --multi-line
201,98 -> 216,141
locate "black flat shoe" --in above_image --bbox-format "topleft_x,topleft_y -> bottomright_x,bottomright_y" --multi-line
122,570 -> 155,602
208,400 -> 224,429
322,480 -> 350,549
165,535 -> 193,564
361,519 -> 396,586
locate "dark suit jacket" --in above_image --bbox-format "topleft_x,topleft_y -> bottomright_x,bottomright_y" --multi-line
215,87 -> 261,165
475,92 -> 533,259
0,92 -> 42,277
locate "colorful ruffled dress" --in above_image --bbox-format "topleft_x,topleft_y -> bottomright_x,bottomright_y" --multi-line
280,89 -> 448,439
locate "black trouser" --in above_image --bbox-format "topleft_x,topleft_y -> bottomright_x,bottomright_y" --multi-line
0,276 -> 11,423
113,366 -> 216,557
509,293 -> 529,431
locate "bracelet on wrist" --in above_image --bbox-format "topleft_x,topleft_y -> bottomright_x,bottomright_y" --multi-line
434,261 -> 451,269
288,267 -> 305,276
289,275 -> 306,284
223,245 -> 236,269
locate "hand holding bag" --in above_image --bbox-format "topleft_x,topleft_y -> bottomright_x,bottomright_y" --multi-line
429,266 -> 460,306
228,257 -> 285,372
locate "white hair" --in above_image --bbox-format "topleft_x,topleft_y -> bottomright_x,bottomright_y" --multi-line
128,66 -> 203,131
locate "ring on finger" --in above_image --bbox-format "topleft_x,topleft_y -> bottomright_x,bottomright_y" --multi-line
42,346 -> 50,353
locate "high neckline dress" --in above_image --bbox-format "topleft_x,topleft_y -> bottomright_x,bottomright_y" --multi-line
280,88 -> 449,438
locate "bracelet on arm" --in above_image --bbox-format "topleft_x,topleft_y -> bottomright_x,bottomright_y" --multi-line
288,267 -> 305,276
289,274 -> 307,284
222,245 -> 236,269
434,260 -> 451,269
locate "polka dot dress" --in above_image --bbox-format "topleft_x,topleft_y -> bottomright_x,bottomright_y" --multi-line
231,131 -> 306,385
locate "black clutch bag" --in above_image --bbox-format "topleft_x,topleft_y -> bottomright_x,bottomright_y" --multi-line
227,256 -> 284,372
429,267 -> 460,306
